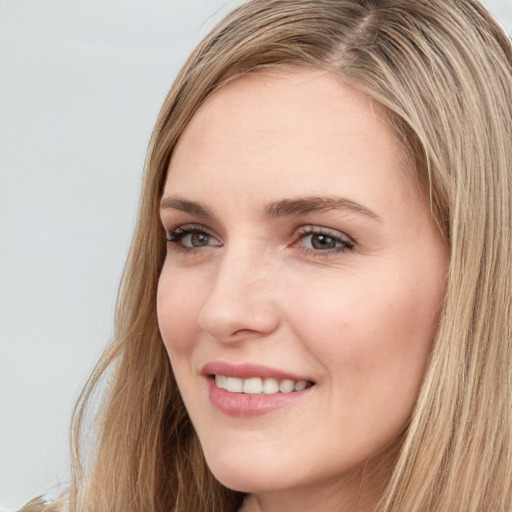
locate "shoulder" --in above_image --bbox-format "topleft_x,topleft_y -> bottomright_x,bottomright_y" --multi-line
18,498 -> 63,512
19,498 -> 49,512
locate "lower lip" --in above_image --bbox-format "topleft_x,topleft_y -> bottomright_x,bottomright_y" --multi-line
206,377 -> 313,417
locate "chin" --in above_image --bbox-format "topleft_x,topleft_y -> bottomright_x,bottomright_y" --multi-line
208,465 -> 267,493
203,447 -> 294,493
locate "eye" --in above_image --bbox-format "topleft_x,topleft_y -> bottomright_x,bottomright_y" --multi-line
166,224 -> 221,250
306,233 -> 339,250
295,226 -> 354,255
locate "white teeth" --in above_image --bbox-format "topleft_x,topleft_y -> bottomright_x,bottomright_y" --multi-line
243,377 -> 263,394
215,375 -> 227,388
294,380 -> 307,391
262,377 -> 279,394
279,379 -> 295,393
215,375 -> 311,394
226,376 -> 243,393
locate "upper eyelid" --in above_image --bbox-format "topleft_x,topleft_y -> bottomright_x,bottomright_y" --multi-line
164,222 -> 355,245
295,225 -> 355,243
166,223 -> 217,236
165,224 -> 223,248
165,225 -> 222,252
161,216 -> 222,237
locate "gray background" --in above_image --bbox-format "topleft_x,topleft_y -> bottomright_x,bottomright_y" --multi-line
1,1 -> 511,509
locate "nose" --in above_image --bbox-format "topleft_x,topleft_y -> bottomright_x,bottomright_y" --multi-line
198,245 -> 280,343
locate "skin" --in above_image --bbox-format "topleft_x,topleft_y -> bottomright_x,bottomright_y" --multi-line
157,68 -> 449,512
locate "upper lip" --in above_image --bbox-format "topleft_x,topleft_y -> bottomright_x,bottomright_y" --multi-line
201,361 -> 314,383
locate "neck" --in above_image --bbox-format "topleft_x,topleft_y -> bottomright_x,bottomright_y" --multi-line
237,460 -> 388,512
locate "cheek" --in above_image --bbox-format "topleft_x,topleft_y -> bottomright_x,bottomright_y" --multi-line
290,274 -> 437,354
156,265 -> 209,412
285,270 -> 441,415
156,264 -> 204,356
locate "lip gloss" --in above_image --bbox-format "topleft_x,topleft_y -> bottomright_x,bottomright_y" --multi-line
201,361 -> 315,417
206,377 -> 313,417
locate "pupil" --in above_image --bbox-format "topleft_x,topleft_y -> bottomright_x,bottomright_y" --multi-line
312,234 -> 335,249
191,233 -> 209,247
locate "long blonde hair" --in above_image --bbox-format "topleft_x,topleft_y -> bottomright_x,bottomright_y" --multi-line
65,1 -> 512,511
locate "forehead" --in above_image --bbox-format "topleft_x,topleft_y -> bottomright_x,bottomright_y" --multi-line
165,67 -> 416,208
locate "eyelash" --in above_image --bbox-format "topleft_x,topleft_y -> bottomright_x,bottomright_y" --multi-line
294,226 -> 355,256
165,224 -> 355,256
166,224 -> 215,252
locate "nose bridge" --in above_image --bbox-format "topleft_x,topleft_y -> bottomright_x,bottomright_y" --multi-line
198,239 -> 279,340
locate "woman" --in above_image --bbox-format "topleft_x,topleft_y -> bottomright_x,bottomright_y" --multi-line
27,0 -> 511,511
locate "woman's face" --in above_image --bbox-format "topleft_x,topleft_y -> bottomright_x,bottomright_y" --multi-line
157,68 -> 448,509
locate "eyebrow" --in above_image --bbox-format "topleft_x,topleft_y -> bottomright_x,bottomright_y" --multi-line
159,194 -> 381,222
159,196 -> 212,216
265,196 -> 382,222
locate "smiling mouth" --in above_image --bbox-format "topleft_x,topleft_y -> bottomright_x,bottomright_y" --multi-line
213,375 -> 315,394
